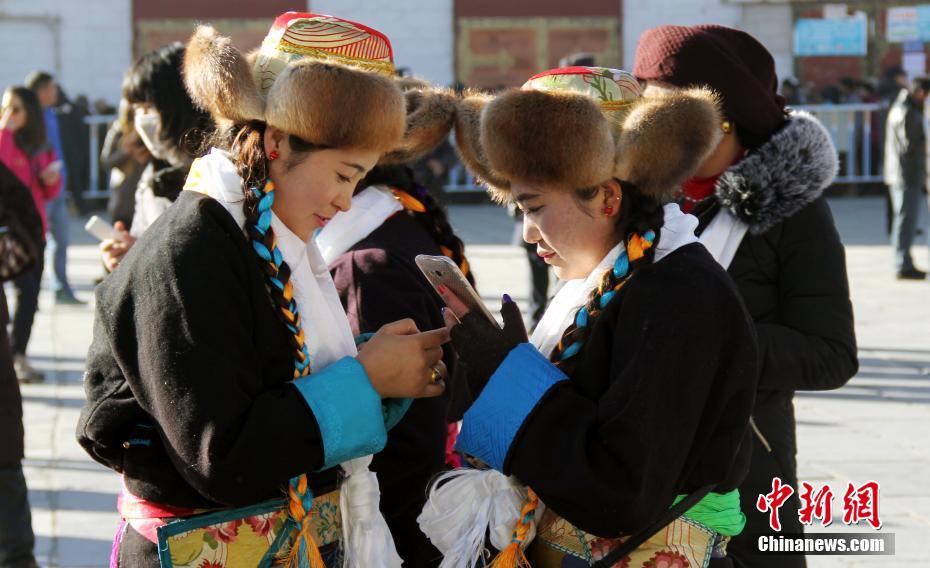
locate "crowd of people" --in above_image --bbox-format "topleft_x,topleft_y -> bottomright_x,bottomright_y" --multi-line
0,12 -> 867,568
777,66 -> 910,106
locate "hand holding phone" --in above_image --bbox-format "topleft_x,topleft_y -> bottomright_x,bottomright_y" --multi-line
415,255 -> 499,327
84,216 -> 120,241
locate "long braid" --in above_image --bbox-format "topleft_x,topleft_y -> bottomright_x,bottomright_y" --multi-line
390,184 -> 476,286
549,183 -> 664,375
234,124 -> 324,568
494,184 -> 665,568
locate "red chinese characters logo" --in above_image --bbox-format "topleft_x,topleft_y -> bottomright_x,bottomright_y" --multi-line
756,479 -> 882,531
756,477 -> 795,532
798,482 -> 834,527
842,481 -> 882,529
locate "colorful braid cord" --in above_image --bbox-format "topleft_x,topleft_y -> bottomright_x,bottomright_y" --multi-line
557,230 -> 656,362
249,180 -> 314,379
248,179 -> 324,568
492,229 -> 657,568
491,488 -> 539,568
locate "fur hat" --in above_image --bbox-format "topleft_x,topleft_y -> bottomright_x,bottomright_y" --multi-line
183,13 -> 406,153
455,67 -> 722,203
379,79 -> 458,165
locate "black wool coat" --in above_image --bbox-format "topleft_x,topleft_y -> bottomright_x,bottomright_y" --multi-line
691,112 -> 858,567
77,190 -> 340,509
0,286 -> 23,466
330,208 -> 465,566
505,243 -> 759,537
0,161 -> 43,465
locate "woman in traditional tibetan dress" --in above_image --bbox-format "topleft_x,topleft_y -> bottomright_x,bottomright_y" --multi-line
316,78 -> 473,566
419,67 -> 759,568
78,13 -> 449,568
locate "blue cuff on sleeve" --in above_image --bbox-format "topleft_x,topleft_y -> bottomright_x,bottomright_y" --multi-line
354,332 -> 375,347
456,343 -> 568,471
294,357 -> 387,470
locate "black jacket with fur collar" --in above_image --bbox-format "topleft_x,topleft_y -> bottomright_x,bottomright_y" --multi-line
691,111 -> 858,555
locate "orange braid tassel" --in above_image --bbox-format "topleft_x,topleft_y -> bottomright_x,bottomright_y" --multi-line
278,475 -> 326,568
279,518 -> 326,568
490,488 -> 538,568
391,188 -> 427,213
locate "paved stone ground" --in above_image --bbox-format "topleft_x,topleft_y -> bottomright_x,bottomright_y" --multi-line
10,196 -> 928,566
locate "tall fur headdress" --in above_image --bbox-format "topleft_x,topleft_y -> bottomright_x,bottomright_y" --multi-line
183,12 -> 407,153
455,66 -> 723,203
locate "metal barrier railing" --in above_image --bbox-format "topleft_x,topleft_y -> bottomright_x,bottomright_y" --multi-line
794,103 -> 885,185
83,113 -> 117,198
83,105 -> 884,199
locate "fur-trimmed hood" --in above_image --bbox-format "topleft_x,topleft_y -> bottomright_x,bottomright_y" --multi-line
716,111 -> 838,234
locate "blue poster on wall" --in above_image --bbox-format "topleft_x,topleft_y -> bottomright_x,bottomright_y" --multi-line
887,5 -> 930,43
794,18 -> 868,56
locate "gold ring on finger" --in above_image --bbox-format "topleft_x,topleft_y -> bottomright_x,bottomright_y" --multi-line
429,366 -> 443,383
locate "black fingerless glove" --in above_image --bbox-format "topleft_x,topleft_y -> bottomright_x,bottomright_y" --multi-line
449,297 -> 528,400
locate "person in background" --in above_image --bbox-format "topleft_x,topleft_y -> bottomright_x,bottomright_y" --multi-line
0,86 -> 62,384
410,136 -> 456,201
25,71 -> 83,305
55,86 -> 91,215
0,161 -> 41,568
884,76 -> 930,280
879,66 -> 909,102
780,77 -> 804,105
557,51 -> 595,68
635,24 -> 858,568
99,42 -> 213,272
317,78 -> 470,566
101,99 -> 149,228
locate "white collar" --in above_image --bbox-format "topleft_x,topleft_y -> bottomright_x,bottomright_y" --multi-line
316,185 -> 404,266
530,203 -> 699,357
185,149 -> 358,368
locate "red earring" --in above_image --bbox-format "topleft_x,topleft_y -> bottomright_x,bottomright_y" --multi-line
604,206 -> 614,215
268,151 -> 280,161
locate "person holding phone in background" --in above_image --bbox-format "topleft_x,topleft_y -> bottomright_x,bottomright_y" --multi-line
99,42 -> 213,273
0,86 -> 62,384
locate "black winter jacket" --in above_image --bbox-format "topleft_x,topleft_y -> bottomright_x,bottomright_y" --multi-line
691,111 -> 857,564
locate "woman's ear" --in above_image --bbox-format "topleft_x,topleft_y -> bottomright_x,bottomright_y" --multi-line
600,179 -> 622,218
263,126 -> 287,160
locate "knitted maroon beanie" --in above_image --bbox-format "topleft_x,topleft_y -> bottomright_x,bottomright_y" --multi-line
633,24 -> 787,148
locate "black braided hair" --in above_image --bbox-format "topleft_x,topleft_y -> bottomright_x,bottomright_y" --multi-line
548,180 -> 665,376
226,122 -> 324,370
362,164 -> 475,286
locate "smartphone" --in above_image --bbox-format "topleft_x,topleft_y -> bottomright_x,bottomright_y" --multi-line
415,255 -> 499,327
84,215 -> 120,241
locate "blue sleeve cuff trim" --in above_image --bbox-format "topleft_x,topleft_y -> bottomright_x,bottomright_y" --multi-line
354,332 -> 375,347
456,343 -> 568,471
294,357 -> 387,470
